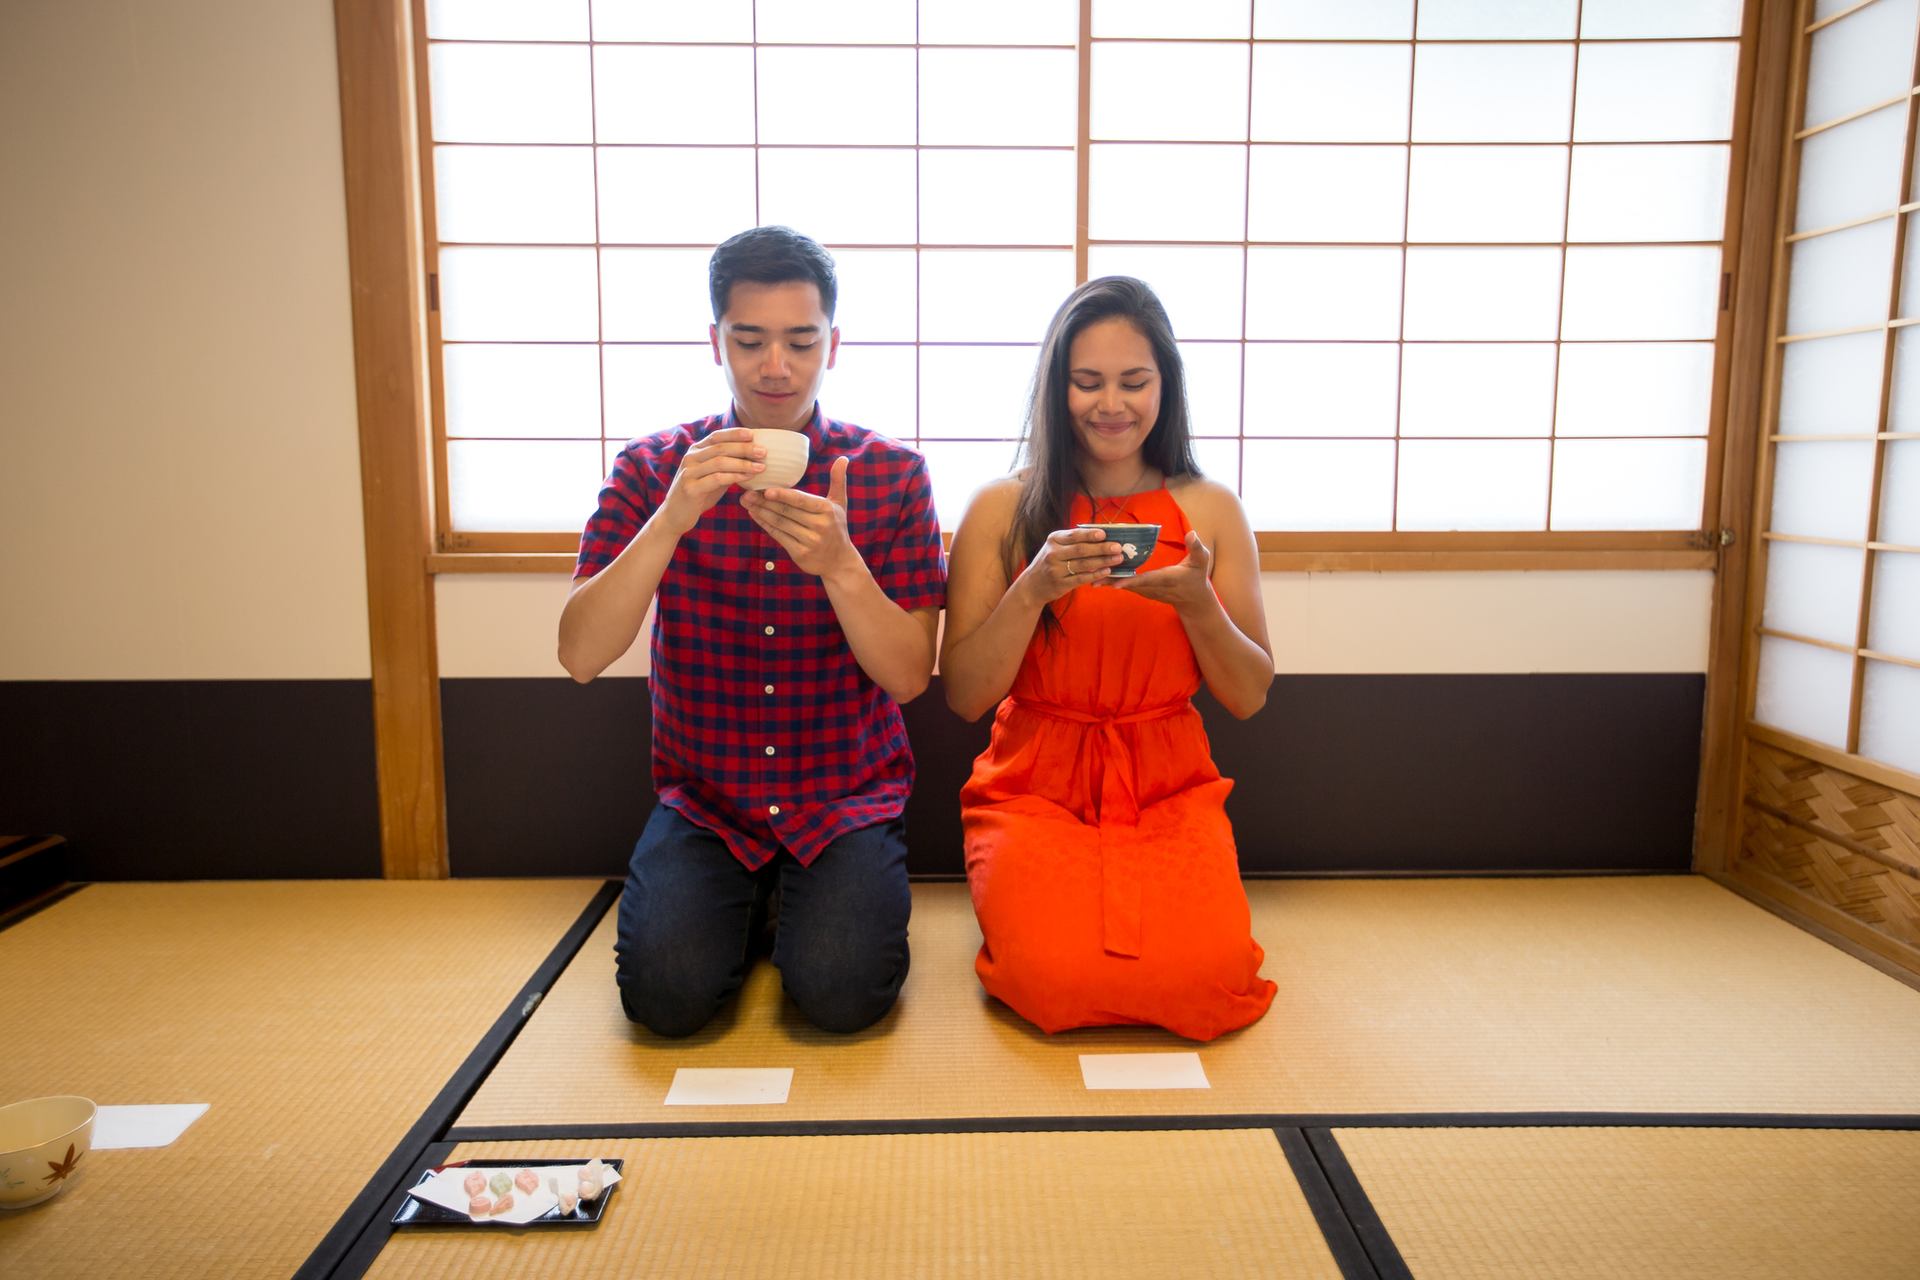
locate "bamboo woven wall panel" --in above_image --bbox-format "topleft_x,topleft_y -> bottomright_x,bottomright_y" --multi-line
1739,743 -> 1920,950
1745,743 -> 1920,874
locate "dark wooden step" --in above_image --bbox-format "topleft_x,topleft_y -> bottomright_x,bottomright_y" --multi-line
0,835 -> 76,930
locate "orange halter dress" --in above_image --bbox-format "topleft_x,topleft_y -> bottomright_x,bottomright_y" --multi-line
960,488 -> 1276,1041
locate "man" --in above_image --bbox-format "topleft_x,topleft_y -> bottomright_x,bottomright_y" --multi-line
559,226 -> 945,1036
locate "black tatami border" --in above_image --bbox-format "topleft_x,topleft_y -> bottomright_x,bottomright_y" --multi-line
1306,1128 -> 1414,1280
441,1109 -> 1920,1144
296,880 -> 621,1280
1279,1128 -> 1381,1280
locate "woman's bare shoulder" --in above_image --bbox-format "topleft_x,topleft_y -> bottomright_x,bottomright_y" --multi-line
1167,473 -> 1246,520
964,473 -> 1026,520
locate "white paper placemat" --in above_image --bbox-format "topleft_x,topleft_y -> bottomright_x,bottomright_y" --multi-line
664,1067 -> 794,1106
93,1104 -> 210,1149
1079,1053 -> 1211,1090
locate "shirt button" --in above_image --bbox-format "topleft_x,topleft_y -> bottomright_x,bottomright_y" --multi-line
764,684 -> 774,694
764,625 -> 775,636
764,560 -> 776,571
769,804 -> 781,816
764,745 -> 776,756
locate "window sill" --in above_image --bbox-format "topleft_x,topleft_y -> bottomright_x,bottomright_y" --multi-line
427,548 -> 1719,574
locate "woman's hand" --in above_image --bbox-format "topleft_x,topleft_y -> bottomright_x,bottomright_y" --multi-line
1014,527 -> 1123,607
1117,530 -> 1215,615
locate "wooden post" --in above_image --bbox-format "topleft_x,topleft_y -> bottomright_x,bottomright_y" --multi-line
332,0 -> 450,878
1693,0 -> 1801,873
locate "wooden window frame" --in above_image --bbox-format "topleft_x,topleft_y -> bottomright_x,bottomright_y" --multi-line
408,0 -> 1771,576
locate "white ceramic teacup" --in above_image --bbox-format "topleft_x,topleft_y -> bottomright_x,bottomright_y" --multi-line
740,429 -> 810,491
0,1095 -> 96,1209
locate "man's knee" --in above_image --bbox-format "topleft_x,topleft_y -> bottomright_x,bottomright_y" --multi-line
780,939 -> 909,1034
616,954 -> 735,1037
615,928 -> 743,1038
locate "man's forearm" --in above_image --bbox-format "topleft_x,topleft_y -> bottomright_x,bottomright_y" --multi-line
821,561 -> 934,703
557,514 -> 683,682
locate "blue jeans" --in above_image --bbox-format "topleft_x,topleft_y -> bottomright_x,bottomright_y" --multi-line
614,804 -> 912,1036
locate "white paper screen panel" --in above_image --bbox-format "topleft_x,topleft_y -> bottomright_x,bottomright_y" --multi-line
428,0 -> 589,40
1785,220 -> 1895,336
438,247 -> 598,342
1793,105 -> 1907,234
827,346 -> 917,441
1755,636 -> 1855,750
1781,332 -> 1889,437
1881,442 -> 1920,545
1868,551 -> 1920,663
433,146 -> 595,244
1802,0 -> 1920,130
1557,344 -> 1715,437
1761,542 -> 1865,649
585,0 -> 751,42
1768,442 -> 1877,543
1860,661 -> 1920,774
919,348 -> 1040,439
756,0 -> 916,44
602,346 -> 725,440
446,345 -> 601,439
1399,345 -> 1557,438
1552,439 -> 1706,531
598,150 -> 757,245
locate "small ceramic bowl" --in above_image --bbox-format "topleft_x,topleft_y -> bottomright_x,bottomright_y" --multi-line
1076,523 -> 1161,578
0,1095 -> 95,1209
740,429 -> 810,491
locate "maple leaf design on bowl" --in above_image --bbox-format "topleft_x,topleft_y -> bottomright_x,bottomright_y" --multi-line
42,1144 -> 81,1185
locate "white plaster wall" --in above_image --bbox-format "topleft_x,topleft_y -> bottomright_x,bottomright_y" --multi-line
0,0 -> 370,679
436,570 -> 1713,678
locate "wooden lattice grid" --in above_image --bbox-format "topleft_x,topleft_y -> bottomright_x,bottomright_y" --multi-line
1738,743 -> 1920,951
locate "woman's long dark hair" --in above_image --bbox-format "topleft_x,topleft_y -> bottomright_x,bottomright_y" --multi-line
1004,276 -> 1200,607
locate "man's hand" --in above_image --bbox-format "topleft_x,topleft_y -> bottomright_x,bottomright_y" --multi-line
740,455 -> 861,580
1116,530 -> 1214,615
657,427 -> 765,537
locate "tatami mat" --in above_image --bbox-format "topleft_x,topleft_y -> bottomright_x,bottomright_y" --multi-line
459,877 -> 1920,1126
367,1130 -> 1341,1279
0,880 -> 601,1279
1334,1125 -> 1920,1279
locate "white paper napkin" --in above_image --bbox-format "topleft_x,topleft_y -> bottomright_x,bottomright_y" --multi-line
1078,1052 -> 1211,1090
93,1104 -> 210,1149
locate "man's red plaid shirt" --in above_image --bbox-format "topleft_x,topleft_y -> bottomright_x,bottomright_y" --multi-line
574,406 -> 948,870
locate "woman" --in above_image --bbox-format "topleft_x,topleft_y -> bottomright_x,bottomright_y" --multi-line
941,276 -> 1277,1041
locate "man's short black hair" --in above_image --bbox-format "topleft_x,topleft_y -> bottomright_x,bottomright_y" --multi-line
708,226 -> 838,323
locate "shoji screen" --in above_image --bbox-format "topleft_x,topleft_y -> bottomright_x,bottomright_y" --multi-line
1756,0 -> 1920,772
1735,0 -> 1920,974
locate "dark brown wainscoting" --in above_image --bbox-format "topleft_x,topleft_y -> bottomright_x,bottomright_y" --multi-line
0,675 -> 1701,880
0,681 -> 381,878
442,674 -> 1704,878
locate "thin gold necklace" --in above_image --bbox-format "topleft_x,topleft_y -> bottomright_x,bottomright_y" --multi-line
1087,464 -> 1154,520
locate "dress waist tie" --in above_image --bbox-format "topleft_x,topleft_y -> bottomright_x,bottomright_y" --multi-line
1008,696 -> 1192,958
